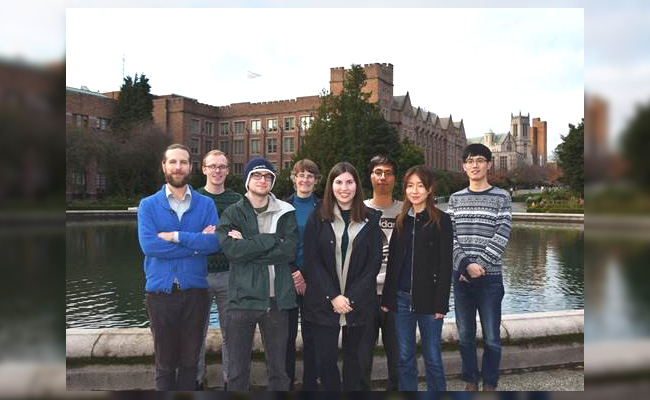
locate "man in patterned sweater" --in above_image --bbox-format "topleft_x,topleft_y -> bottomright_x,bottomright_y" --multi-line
447,143 -> 512,391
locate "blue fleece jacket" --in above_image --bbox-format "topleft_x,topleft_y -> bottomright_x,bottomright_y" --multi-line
137,185 -> 220,293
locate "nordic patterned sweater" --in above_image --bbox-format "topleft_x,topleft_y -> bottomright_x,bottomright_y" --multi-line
447,186 -> 512,279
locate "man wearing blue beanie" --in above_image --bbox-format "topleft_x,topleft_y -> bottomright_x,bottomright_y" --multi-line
216,157 -> 298,390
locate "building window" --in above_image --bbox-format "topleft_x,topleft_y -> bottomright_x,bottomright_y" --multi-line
300,116 -> 314,131
219,140 -> 229,154
507,143 -> 512,151
192,161 -> 199,171
233,163 -> 243,175
234,121 -> 245,135
233,139 -> 244,155
190,138 -> 199,154
190,119 -> 200,134
500,156 -> 508,170
250,139 -> 261,154
283,137 -> 294,153
73,113 -> 89,128
205,140 -> 213,151
220,122 -> 230,135
284,117 -> 295,131
97,117 -> 110,130
283,160 -> 292,169
205,121 -> 214,136
96,171 -> 106,193
71,169 -> 86,187
267,138 -> 278,154
251,120 -> 261,134
267,119 -> 278,132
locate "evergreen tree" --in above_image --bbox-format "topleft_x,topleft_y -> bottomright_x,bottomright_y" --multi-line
296,65 -> 402,195
555,120 -> 584,196
394,137 -> 425,195
621,99 -> 650,192
112,73 -> 153,136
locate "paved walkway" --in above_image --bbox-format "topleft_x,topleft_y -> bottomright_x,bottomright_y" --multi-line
221,366 -> 584,391
411,366 -> 584,392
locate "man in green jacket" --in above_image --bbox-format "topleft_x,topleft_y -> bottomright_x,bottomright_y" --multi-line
216,157 -> 297,391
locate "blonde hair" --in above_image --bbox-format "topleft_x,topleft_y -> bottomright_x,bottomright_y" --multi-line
202,149 -> 227,166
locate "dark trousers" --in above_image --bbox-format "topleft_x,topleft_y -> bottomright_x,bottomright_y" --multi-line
225,298 -> 290,391
454,275 -> 505,388
145,287 -> 210,391
312,323 -> 365,391
358,294 -> 399,391
287,295 -> 318,390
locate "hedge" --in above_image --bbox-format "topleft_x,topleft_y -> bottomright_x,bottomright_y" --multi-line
527,207 -> 584,214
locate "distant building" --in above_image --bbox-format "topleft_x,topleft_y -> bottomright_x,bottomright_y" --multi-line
467,112 -> 548,171
585,94 -> 608,156
66,63 -> 468,199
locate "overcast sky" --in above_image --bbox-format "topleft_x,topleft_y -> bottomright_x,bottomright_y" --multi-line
63,7 -> 582,155
7,1 -> 648,155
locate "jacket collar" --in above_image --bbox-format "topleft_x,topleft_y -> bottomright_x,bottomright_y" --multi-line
155,184 -> 196,211
407,207 -> 429,219
244,192 -> 295,215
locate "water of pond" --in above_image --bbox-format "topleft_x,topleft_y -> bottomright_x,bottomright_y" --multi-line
66,220 -> 584,328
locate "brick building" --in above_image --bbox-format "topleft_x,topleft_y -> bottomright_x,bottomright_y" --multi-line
331,63 -> 467,172
66,63 -> 468,199
65,86 -> 116,200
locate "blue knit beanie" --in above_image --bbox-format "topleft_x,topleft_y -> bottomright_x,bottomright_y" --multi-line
244,157 -> 276,190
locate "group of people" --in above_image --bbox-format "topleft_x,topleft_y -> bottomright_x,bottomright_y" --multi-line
137,142 -> 512,392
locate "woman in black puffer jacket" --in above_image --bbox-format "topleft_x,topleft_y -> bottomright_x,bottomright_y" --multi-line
302,162 -> 382,391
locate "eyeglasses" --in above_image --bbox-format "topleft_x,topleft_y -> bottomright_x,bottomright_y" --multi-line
372,169 -> 394,178
205,164 -> 228,172
296,173 -> 315,180
250,172 -> 274,182
464,157 -> 488,166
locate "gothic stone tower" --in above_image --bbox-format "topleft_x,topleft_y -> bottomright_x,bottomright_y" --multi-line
330,63 -> 394,120
511,112 -> 532,164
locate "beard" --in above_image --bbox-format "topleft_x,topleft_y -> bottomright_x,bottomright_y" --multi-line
165,171 -> 190,188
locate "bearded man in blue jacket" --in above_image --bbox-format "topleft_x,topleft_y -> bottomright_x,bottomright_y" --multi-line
137,143 -> 220,391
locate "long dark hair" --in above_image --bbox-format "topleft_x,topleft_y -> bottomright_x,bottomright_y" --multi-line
320,162 -> 367,222
395,165 -> 440,233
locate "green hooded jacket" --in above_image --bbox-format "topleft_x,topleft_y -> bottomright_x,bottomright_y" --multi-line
216,193 -> 298,311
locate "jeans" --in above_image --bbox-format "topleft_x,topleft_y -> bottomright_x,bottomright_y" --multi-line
225,298 -> 290,391
453,274 -> 505,388
287,295 -> 317,390
197,271 -> 230,387
145,288 -> 210,391
312,323 -> 365,391
394,291 -> 446,391
358,294 -> 399,391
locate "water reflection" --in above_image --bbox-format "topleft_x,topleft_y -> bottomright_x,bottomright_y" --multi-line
497,224 -> 584,315
66,220 -> 584,328
585,234 -> 650,342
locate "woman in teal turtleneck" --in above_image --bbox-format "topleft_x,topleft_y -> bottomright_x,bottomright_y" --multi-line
284,159 -> 321,391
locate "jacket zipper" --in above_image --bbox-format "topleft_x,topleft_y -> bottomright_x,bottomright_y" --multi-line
409,213 -> 416,312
